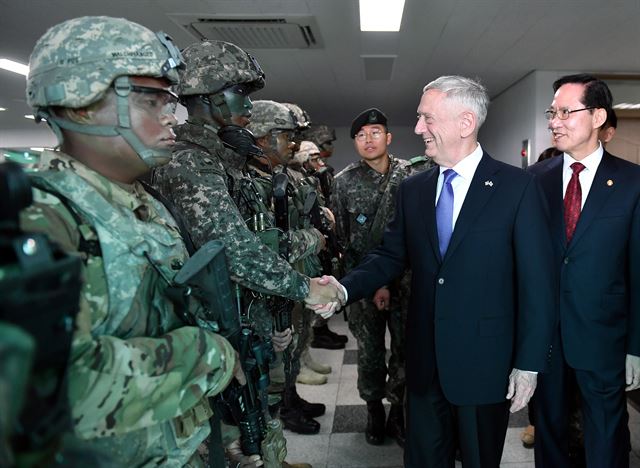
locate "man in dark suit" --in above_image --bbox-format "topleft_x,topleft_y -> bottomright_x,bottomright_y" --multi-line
529,74 -> 640,468
313,75 -> 556,467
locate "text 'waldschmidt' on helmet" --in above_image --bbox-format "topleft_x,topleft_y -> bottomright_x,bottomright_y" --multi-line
246,100 -> 297,138
27,16 -> 184,110
176,40 -> 265,97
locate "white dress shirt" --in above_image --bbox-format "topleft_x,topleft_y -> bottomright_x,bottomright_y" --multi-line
435,143 -> 484,229
562,143 -> 604,207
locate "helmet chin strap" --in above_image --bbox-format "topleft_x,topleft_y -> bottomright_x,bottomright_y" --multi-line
38,76 -> 171,168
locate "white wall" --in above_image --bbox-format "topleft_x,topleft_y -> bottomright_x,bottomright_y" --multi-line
329,125 -> 426,172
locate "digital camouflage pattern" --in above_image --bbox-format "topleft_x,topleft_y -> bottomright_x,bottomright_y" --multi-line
27,16 -> 182,109
151,122 -> 310,301
331,155 -> 412,404
302,125 -> 336,147
20,151 -> 236,466
177,40 -> 265,96
282,103 -> 311,130
246,100 -> 297,138
293,141 -> 320,166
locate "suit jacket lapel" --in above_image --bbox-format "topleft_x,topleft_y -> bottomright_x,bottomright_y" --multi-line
538,157 -> 566,251
420,168 -> 441,262
444,153 -> 499,262
569,152 -> 619,248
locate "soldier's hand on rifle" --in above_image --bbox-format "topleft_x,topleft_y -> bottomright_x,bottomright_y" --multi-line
225,439 -> 263,467
311,227 -> 327,253
321,206 -> 336,230
373,286 -> 390,311
232,350 -> 247,386
272,328 -> 293,352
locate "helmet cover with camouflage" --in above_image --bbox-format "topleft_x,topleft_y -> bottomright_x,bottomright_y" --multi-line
282,103 -> 311,131
302,124 -> 336,146
292,140 -> 320,165
246,100 -> 297,138
26,16 -> 184,167
177,40 -> 265,97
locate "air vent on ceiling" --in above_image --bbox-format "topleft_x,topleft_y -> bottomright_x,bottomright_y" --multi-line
168,14 -> 323,49
362,55 -> 396,81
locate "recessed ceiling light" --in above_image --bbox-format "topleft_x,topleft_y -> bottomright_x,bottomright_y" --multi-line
0,58 -> 29,76
359,0 -> 405,32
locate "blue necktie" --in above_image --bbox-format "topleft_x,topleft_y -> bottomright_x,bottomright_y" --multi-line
436,169 -> 457,257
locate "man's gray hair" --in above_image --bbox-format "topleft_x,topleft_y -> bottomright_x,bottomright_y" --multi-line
423,75 -> 489,128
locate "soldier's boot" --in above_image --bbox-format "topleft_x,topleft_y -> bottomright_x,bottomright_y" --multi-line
365,400 -> 386,445
296,366 -> 328,385
302,349 -> 332,374
280,388 -> 321,435
290,385 -> 326,418
385,404 -> 405,448
311,324 -> 347,349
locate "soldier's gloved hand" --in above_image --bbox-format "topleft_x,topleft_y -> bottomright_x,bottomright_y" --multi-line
232,350 -> 247,386
373,286 -> 390,311
272,328 -> 293,352
626,354 -> 640,391
506,368 -> 537,413
321,206 -> 336,230
311,227 -> 326,253
225,439 -> 263,467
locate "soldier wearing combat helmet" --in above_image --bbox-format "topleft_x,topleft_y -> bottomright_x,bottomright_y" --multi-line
151,41 -> 341,467
22,16 -> 242,466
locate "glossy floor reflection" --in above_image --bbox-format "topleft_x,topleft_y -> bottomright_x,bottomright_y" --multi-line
286,315 -> 640,468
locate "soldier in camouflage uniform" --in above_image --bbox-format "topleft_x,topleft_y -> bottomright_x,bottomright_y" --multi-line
20,16 -> 241,467
331,108 -> 414,448
150,41 -> 341,464
246,100 -> 329,430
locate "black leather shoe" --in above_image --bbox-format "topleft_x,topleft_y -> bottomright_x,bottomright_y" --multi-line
280,407 -> 321,434
365,400 -> 386,445
310,333 -> 345,350
386,404 -> 405,448
290,386 -> 326,418
314,323 -> 348,344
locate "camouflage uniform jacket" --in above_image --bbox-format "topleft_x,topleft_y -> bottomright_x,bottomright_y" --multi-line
20,151 -> 236,440
331,155 -> 410,272
151,122 -> 310,300
246,159 -> 322,267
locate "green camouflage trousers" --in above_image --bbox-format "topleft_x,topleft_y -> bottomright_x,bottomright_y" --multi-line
348,285 -> 407,405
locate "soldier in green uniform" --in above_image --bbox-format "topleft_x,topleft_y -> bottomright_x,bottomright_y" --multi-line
20,16 -> 243,467
246,100 -> 329,431
150,41 -> 341,464
331,108 -> 410,448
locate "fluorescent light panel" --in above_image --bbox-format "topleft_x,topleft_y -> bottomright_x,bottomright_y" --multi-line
359,0 -> 405,31
0,107 -> 6,111
0,58 -> 29,76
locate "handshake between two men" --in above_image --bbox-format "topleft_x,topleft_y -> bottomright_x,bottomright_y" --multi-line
303,275 -> 346,319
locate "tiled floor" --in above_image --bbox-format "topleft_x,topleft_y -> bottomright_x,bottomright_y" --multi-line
285,315 -> 640,468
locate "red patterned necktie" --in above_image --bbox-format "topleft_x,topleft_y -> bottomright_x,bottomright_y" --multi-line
564,162 -> 586,243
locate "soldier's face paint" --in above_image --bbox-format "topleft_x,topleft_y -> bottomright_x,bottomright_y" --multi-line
222,85 -> 253,119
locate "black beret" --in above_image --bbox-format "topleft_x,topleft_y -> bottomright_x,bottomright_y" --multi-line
350,108 -> 388,138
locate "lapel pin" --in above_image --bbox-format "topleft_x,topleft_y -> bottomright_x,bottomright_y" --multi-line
484,180 -> 493,187
606,179 -> 614,187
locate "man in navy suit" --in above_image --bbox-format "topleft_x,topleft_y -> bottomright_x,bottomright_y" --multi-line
529,74 -> 640,468
313,76 -> 556,467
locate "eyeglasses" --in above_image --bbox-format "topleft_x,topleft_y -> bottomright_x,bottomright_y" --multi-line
129,85 -> 179,115
544,107 -> 596,121
355,129 -> 386,141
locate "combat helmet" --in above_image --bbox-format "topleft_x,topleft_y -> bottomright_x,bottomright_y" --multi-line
177,40 -> 265,97
293,140 -> 320,165
282,103 -> 311,131
26,16 -> 184,167
247,100 -> 297,138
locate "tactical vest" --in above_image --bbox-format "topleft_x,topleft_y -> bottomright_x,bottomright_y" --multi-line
30,171 -> 213,437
